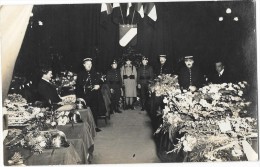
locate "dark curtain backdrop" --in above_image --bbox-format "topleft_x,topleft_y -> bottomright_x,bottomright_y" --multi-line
14,1 -> 256,89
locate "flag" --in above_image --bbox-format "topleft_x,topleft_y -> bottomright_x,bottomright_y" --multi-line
144,3 -> 157,21
101,3 -> 113,15
100,3 -> 113,28
119,24 -> 137,47
112,3 -> 124,24
135,3 -> 144,18
113,3 -> 120,8
126,3 -> 132,16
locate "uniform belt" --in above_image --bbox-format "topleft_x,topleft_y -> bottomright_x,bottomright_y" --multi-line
123,75 -> 135,79
109,81 -> 120,85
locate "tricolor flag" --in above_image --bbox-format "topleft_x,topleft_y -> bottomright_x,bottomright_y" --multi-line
119,24 -> 137,47
101,3 -> 113,15
126,3 -> 132,16
144,3 -> 157,21
135,3 -> 144,18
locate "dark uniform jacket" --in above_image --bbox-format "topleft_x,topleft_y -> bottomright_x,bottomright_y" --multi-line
106,69 -> 122,89
178,66 -> 204,90
76,69 -> 106,116
75,70 -> 101,98
37,79 -> 61,104
210,69 -> 230,84
155,63 -> 173,76
137,65 -> 154,85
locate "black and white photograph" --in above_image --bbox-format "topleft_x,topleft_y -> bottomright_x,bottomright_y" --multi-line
1,0 -> 259,166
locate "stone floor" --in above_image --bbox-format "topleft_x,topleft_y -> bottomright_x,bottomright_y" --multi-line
92,107 -> 161,164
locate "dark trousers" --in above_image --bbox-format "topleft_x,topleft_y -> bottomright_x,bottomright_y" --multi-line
110,86 -> 121,111
84,90 -> 99,125
140,84 -> 149,109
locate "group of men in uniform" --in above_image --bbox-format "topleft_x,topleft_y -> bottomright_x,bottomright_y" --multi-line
37,54 -> 230,132
105,54 -> 230,114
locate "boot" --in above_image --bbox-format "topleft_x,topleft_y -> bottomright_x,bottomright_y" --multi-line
125,104 -> 129,110
110,104 -> 115,114
141,102 -> 145,111
115,105 -> 122,113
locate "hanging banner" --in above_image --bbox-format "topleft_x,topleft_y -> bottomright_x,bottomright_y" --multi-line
119,24 -> 137,47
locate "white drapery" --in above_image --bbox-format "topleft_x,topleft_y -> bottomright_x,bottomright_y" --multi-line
0,5 -> 33,100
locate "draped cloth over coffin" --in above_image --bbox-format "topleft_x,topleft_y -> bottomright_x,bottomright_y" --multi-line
5,144 -> 81,165
57,108 -> 96,163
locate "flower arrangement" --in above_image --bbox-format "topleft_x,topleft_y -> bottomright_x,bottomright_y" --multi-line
6,128 -> 70,153
4,94 -> 27,111
157,81 -> 258,162
150,74 -> 181,97
53,71 -> 77,88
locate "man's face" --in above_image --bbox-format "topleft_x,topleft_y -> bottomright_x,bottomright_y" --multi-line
215,62 -> 224,73
142,59 -> 148,65
185,59 -> 194,68
83,61 -> 92,71
112,63 -> 117,69
44,71 -> 53,81
159,57 -> 166,64
126,60 -> 131,65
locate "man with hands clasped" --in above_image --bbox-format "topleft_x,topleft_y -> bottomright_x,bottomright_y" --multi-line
76,57 -> 102,132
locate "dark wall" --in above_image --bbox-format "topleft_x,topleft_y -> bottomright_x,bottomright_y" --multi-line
14,1 -> 256,87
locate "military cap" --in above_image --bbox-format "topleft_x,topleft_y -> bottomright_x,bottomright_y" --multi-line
159,54 -> 166,57
142,56 -> 148,61
83,58 -> 92,63
112,60 -> 118,64
184,56 -> 194,60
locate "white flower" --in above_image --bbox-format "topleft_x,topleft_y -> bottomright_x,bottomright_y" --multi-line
238,90 -> 243,96
212,93 -> 221,100
36,136 -> 43,142
200,99 -> 210,108
182,135 -> 197,152
193,113 -> 199,119
39,141 -> 46,148
34,108 -> 41,113
46,119 -> 51,124
51,122 -> 57,126
163,97 -> 169,104
221,83 -> 228,87
38,113 -> 44,117
243,81 -> 248,84
163,106 -> 171,113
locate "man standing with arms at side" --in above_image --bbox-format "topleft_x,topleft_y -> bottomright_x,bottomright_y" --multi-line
137,56 -> 153,111
155,54 -> 173,77
106,60 -> 122,114
178,56 -> 204,92
76,58 -> 102,132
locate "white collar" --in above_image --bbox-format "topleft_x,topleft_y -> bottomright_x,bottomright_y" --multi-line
219,69 -> 224,76
42,77 -> 51,83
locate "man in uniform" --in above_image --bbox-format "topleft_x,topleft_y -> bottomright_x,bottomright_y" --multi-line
178,56 -> 204,91
137,56 -> 153,111
155,54 -> 173,76
76,58 -> 102,132
106,60 -> 122,114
